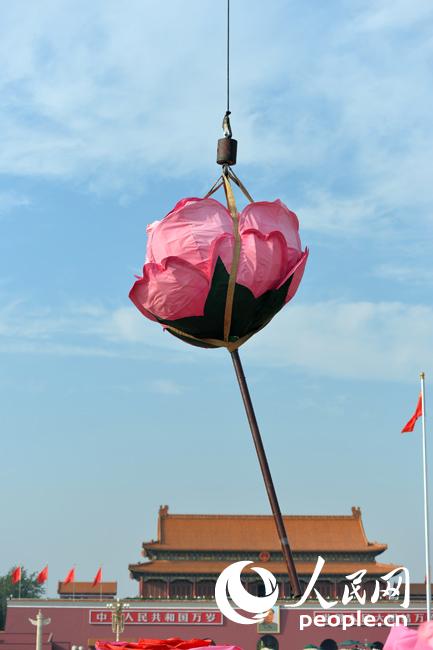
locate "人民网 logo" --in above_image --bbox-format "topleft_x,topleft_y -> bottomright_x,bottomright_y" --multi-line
214,560 -> 279,625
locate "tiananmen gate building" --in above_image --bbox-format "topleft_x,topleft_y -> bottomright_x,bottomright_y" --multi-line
3,505 -> 418,650
129,505 -> 398,600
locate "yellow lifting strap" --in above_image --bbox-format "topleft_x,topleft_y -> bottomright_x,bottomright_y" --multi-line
166,169 -> 254,350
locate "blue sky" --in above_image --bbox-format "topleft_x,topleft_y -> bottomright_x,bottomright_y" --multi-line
1,0 -> 433,598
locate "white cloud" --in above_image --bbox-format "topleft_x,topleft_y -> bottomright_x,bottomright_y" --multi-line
295,190 -> 382,235
0,0 -> 432,246
354,0 -> 433,32
0,339 -> 117,358
0,300 -> 178,357
1,297 -> 432,382
0,191 -> 30,217
100,306 -> 163,345
151,379 -> 184,395
374,263 -> 433,285
246,300 -> 433,382
0,0 -> 242,182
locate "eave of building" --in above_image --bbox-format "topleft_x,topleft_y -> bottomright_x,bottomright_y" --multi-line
142,547 -> 388,559
129,560 -> 399,577
143,541 -> 387,555
57,581 -> 117,595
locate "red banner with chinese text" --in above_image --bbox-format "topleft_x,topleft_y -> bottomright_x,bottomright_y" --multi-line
89,610 -> 223,626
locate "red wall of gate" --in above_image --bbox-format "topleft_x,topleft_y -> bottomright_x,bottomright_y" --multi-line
3,600 -> 421,650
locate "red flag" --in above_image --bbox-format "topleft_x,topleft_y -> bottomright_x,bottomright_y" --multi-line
402,394 -> 423,433
37,565 -> 48,584
92,567 -> 102,587
63,568 -> 75,584
11,567 -> 21,584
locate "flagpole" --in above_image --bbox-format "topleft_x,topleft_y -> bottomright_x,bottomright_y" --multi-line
18,566 -> 21,600
421,371 -> 431,621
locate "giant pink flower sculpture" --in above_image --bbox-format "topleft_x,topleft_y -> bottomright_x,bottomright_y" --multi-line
129,168 -> 308,595
130,195 -> 308,349
384,622 -> 433,649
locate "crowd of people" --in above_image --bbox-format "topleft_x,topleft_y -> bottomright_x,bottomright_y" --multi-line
316,640 -> 384,649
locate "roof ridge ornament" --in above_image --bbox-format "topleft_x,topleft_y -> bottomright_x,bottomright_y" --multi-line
351,506 -> 362,519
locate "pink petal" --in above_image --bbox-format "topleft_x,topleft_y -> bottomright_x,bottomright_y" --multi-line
276,248 -> 309,304
236,231 -> 289,298
416,622 -> 433,649
146,198 -> 232,276
239,200 -> 302,255
129,257 -> 209,321
208,232 -> 235,277
384,625 -> 417,649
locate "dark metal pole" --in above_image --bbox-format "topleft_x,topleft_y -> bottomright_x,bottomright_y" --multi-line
230,348 -> 301,597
